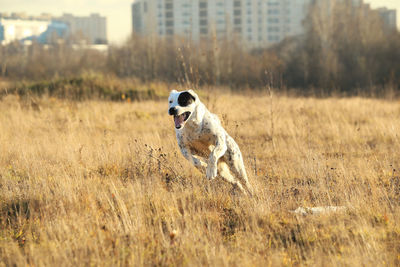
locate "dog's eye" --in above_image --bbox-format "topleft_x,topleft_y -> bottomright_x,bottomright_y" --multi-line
169,101 -> 172,103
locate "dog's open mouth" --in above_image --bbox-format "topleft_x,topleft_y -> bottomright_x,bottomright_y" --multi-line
174,112 -> 191,129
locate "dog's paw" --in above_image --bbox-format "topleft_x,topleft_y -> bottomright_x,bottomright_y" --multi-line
206,166 -> 217,180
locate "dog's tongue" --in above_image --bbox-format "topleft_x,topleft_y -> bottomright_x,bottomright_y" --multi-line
174,114 -> 185,128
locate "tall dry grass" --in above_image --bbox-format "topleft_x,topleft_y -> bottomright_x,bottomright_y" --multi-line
0,92 -> 399,266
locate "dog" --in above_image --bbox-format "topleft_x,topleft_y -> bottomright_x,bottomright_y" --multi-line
168,89 -> 253,195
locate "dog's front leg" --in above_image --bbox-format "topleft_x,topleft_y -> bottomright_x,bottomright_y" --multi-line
192,155 -> 208,170
207,135 -> 227,180
179,145 -> 207,171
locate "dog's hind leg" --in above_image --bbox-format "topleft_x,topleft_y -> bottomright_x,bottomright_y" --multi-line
225,137 -> 254,196
217,161 -> 246,195
229,153 -> 254,196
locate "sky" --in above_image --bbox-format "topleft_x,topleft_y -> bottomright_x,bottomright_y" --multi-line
1,0 -> 399,44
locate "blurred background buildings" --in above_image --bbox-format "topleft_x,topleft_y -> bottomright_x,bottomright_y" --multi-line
0,0 -> 397,48
131,0 -> 397,48
0,12 -> 107,45
132,0 -> 312,48
377,7 -> 397,29
0,0 -> 398,92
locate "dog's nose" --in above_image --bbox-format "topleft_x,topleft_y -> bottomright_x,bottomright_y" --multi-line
169,107 -> 177,116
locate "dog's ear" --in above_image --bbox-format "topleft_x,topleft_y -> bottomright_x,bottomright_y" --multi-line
187,89 -> 198,102
170,89 -> 178,93
178,91 -> 196,107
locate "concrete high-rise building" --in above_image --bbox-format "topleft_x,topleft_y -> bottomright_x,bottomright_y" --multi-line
59,13 -> 107,44
314,0 -> 397,31
377,8 -> 397,30
131,0 -> 311,48
131,0 -> 398,48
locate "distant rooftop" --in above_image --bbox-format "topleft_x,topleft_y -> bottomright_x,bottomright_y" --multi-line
0,12 -> 52,21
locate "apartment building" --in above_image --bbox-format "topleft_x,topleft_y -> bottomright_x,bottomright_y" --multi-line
58,13 -> 107,44
132,0 -> 311,48
377,8 -> 397,30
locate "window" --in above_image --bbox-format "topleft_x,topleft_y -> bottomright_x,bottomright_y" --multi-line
166,11 -> 173,18
268,9 -> 279,15
268,26 -> 280,32
268,35 -> 275,41
200,28 -> 208,34
234,27 -> 242,33
267,2 -> 279,6
199,2 -> 207,8
166,29 -> 174,35
234,1 -> 241,7
200,19 -> 207,26
166,20 -> 174,27
199,10 -> 207,17
234,18 -> 241,24
268,35 -> 279,41
268,18 -> 279,23
165,3 -> 173,9
234,10 -> 241,16
144,2 -> 147,12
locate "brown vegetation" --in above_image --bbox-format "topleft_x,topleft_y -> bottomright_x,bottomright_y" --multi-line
1,74 -> 168,101
0,90 -> 399,266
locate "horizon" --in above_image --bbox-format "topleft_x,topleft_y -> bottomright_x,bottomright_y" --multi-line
1,0 -> 399,44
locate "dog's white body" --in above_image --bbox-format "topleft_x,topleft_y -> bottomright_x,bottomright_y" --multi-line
168,90 -> 253,195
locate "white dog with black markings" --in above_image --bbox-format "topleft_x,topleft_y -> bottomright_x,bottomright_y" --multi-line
168,89 -> 253,195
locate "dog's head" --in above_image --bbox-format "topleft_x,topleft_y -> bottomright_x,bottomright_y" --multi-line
168,90 -> 198,129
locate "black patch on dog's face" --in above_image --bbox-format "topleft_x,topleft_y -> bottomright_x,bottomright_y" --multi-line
177,91 -> 195,107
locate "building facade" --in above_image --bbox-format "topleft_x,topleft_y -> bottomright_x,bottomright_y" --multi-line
132,0 -> 398,47
58,13 -> 107,44
0,13 -> 107,45
377,8 -> 397,30
132,0 -> 312,47
0,16 -> 50,45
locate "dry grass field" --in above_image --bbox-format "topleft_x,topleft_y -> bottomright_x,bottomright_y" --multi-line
0,91 -> 399,266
